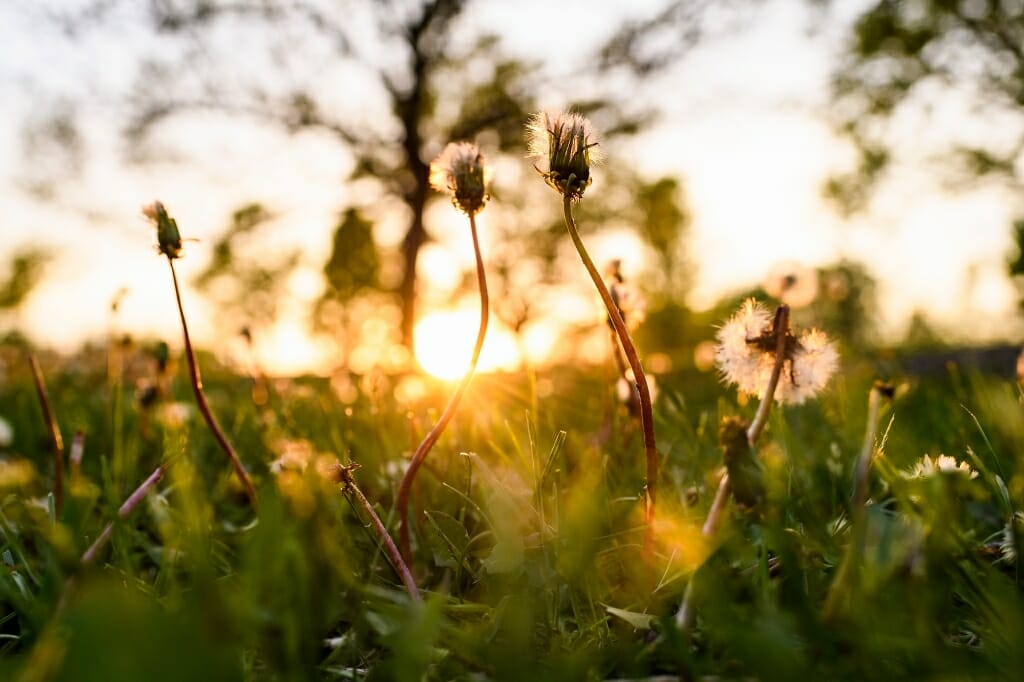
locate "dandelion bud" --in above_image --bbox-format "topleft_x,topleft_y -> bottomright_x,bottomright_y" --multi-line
429,142 -> 490,215
720,416 -> 764,509
526,111 -> 603,201
142,201 -> 183,259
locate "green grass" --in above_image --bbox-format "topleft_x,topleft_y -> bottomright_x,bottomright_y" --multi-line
1,339 -> 1023,680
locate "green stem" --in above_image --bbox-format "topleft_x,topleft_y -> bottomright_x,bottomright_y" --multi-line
168,258 -> 259,510
823,383 -> 885,619
396,212 -> 489,565
562,196 -> 658,526
676,305 -> 790,631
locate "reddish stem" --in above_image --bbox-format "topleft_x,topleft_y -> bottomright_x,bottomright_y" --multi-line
168,258 -> 259,510
396,213 -> 488,565
29,354 -> 64,515
81,464 -> 166,565
340,465 -> 421,602
562,197 -> 658,529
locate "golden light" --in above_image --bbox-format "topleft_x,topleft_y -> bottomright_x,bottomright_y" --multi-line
414,309 -> 520,380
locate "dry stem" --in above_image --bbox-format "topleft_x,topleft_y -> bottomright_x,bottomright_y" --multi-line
29,354 -> 64,515
81,464 -> 166,565
340,464 -> 422,603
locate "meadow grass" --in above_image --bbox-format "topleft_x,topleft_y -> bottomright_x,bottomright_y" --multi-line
1,336 -> 1022,680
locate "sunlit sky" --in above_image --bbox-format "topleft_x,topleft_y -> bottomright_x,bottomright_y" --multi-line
1,0 -> 1021,376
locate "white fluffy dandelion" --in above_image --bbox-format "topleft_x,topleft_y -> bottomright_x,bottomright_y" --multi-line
525,111 -> 604,200
714,298 -> 839,405
905,454 -> 978,480
429,142 -> 491,216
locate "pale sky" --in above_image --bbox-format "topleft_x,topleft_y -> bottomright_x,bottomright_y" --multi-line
1,0 -> 1021,374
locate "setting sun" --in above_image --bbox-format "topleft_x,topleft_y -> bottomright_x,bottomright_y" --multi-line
414,309 -> 520,380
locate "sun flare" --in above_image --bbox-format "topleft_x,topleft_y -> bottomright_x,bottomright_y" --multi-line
414,309 -> 520,380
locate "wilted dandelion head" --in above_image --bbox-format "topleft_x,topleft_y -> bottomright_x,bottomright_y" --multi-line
525,111 -> 603,201
429,142 -> 491,215
714,298 -> 839,405
904,454 -> 978,480
141,201 -> 183,259
764,262 -> 819,308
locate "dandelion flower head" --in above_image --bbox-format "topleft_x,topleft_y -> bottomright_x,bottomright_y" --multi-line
429,142 -> 491,215
905,453 -> 978,480
526,111 -> 604,201
714,298 -> 839,405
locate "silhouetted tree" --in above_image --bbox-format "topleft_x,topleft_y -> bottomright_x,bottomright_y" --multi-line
826,0 -> 1024,214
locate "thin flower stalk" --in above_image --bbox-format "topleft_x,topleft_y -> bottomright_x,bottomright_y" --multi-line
563,196 -> 659,527
339,464 -> 422,603
168,258 -> 259,510
143,201 -> 258,509
823,381 -> 893,619
676,305 -> 791,632
396,212 -> 489,565
526,112 -> 658,529
29,354 -> 64,515
395,144 -> 491,566
81,464 -> 166,565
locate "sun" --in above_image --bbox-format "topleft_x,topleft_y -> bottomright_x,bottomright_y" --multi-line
414,309 -> 520,380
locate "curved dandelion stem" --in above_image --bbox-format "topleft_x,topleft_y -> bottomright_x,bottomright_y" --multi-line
168,257 -> 259,510
29,354 -> 64,516
676,305 -> 790,632
339,465 -> 422,602
396,213 -> 489,566
81,463 -> 166,565
562,195 -> 658,531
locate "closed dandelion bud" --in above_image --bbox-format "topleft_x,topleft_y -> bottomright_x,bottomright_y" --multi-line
142,201 -> 183,259
526,111 -> 604,201
429,142 -> 491,215
720,416 -> 764,509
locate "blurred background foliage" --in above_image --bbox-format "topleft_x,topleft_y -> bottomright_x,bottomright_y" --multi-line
2,0 -> 1024,679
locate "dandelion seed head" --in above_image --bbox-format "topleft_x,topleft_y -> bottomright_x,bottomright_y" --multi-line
714,299 -> 838,404
778,328 -> 840,404
429,142 -> 491,215
764,262 -> 819,308
525,111 -> 603,200
905,453 -> 978,480
714,299 -> 772,395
